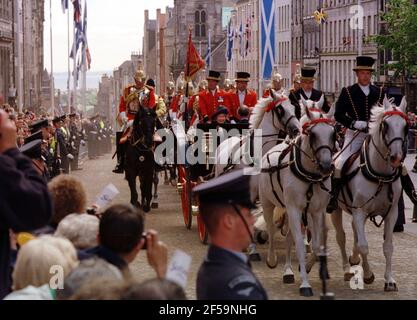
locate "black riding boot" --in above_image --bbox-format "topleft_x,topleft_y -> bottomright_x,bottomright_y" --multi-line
326,178 -> 343,214
400,173 -> 417,205
113,132 -> 124,174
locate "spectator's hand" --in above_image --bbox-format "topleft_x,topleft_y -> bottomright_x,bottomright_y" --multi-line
0,110 -> 18,153
145,230 -> 168,279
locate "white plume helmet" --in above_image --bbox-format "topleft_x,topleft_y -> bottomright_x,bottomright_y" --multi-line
271,65 -> 283,82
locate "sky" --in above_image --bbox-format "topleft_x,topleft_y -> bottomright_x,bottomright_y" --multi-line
44,0 -> 174,73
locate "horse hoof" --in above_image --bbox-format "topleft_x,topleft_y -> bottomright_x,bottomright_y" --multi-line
344,272 -> 354,282
384,282 -> 398,292
283,274 -> 295,284
151,203 -> 159,209
256,231 -> 268,245
299,287 -> 314,297
349,256 -> 361,266
364,273 -> 375,285
249,253 -> 262,262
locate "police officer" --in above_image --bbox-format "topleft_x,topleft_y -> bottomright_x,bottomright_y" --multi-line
69,113 -> 82,171
193,169 -> 268,300
327,56 -> 417,213
289,67 -> 331,119
52,115 -> 73,175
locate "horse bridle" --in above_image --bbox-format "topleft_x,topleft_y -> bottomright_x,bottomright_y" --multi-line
273,103 -> 298,136
373,109 -> 409,162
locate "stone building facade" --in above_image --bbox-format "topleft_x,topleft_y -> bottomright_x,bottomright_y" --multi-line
0,0 -> 13,105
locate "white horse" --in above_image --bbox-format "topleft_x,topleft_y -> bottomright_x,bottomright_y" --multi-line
214,89 -> 300,177
259,103 -> 336,297
331,96 -> 408,292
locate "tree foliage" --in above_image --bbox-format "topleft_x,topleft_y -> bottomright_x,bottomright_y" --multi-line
373,0 -> 417,80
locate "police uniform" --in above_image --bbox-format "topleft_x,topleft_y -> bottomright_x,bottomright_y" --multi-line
193,170 -> 268,300
289,67 -> 330,119
69,114 -> 82,171
20,139 -> 49,182
52,115 -> 71,175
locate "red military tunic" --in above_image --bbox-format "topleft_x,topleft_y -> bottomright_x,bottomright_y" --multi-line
198,89 -> 231,121
229,90 -> 258,120
118,84 -> 156,121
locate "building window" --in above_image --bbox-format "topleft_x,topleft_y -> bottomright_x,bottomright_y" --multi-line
195,9 -> 207,38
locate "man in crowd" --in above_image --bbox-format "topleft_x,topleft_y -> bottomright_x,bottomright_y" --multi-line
69,113 -> 83,171
0,110 -> 53,299
53,115 -> 74,175
194,169 -> 268,300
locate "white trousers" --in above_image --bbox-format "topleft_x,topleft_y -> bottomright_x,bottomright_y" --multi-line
335,129 -> 367,175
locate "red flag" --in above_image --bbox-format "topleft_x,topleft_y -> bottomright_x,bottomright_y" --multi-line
185,31 -> 205,79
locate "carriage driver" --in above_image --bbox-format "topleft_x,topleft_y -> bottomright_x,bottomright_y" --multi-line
113,69 -> 156,174
194,169 -> 268,300
327,56 -> 417,213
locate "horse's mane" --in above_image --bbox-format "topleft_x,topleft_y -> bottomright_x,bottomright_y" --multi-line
249,94 -> 295,130
250,97 -> 272,130
369,104 -> 385,136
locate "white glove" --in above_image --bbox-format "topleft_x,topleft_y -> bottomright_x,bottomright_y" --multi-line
353,121 -> 368,131
67,154 -> 75,160
120,112 -> 128,124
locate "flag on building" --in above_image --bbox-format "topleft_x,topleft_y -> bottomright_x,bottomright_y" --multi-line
238,22 -> 244,58
82,0 -> 91,69
72,0 -> 81,23
225,18 -> 234,62
206,29 -> 212,69
260,0 -> 276,79
185,31 -> 205,79
61,0 -> 68,13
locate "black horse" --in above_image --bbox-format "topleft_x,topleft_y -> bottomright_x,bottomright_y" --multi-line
125,107 -> 156,212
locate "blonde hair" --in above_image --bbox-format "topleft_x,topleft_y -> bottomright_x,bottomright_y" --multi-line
55,214 -> 99,250
48,175 -> 87,225
12,236 -> 79,291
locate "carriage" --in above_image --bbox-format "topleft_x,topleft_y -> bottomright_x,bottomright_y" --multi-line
176,122 -> 250,244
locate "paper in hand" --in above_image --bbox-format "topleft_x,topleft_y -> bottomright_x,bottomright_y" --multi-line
95,183 -> 120,208
166,250 -> 192,289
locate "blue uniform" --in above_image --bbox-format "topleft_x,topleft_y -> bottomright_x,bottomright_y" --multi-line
197,245 -> 268,300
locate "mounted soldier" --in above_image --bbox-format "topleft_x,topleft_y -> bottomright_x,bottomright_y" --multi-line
263,65 -> 285,98
327,56 -> 417,213
113,69 -> 156,174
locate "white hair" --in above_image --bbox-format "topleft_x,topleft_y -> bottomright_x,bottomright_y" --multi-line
55,213 -> 100,250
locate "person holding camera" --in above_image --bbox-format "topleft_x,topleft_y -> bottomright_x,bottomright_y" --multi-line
82,204 -> 168,280
0,110 -> 53,299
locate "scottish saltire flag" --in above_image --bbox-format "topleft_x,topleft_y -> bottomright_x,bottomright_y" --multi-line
82,0 -> 91,69
206,29 -> 212,69
61,0 -> 68,13
226,18 -> 234,62
260,0 -> 276,79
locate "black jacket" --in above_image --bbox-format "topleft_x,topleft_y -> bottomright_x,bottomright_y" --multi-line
289,88 -> 330,120
0,149 -> 53,298
56,128 -> 69,157
197,245 -> 268,300
335,83 -> 385,129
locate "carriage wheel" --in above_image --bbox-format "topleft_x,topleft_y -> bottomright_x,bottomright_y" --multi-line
197,214 -> 209,245
180,167 -> 193,230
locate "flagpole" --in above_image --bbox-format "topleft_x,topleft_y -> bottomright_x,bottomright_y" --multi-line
67,5 -> 71,114
50,0 -> 55,118
73,16 -> 77,113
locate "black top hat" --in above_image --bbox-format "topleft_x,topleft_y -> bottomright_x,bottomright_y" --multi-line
301,67 -> 316,80
353,56 -> 375,72
52,116 -> 62,124
207,70 -> 221,82
20,139 -> 42,160
24,131 -> 43,145
193,169 -> 257,209
235,72 -> 251,82
29,119 -> 49,134
211,106 -> 229,120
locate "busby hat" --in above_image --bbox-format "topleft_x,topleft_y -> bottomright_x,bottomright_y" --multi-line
29,119 -> 49,134
301,67 -> 316,81
235,72 -> 251,82
20,140 -> 42,160
193,169 -> 258,209
353,56 -> 375,72
211,106 -> 229,121
207,70 -> 221,82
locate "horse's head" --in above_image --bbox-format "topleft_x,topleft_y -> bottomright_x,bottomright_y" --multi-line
301,104 -> 336,176
133,107 -> 156,148
371,96 -> 409,168
269,89 -> 300,138
299,94 -> 326,112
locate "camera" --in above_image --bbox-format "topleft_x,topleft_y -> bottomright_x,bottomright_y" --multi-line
142,232 -> 148,250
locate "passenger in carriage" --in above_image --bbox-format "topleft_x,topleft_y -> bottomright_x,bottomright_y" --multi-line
237,106 -> 251,124
211,106 -> 230,125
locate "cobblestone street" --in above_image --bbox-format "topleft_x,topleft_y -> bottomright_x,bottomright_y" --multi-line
73,152 -> 417,300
